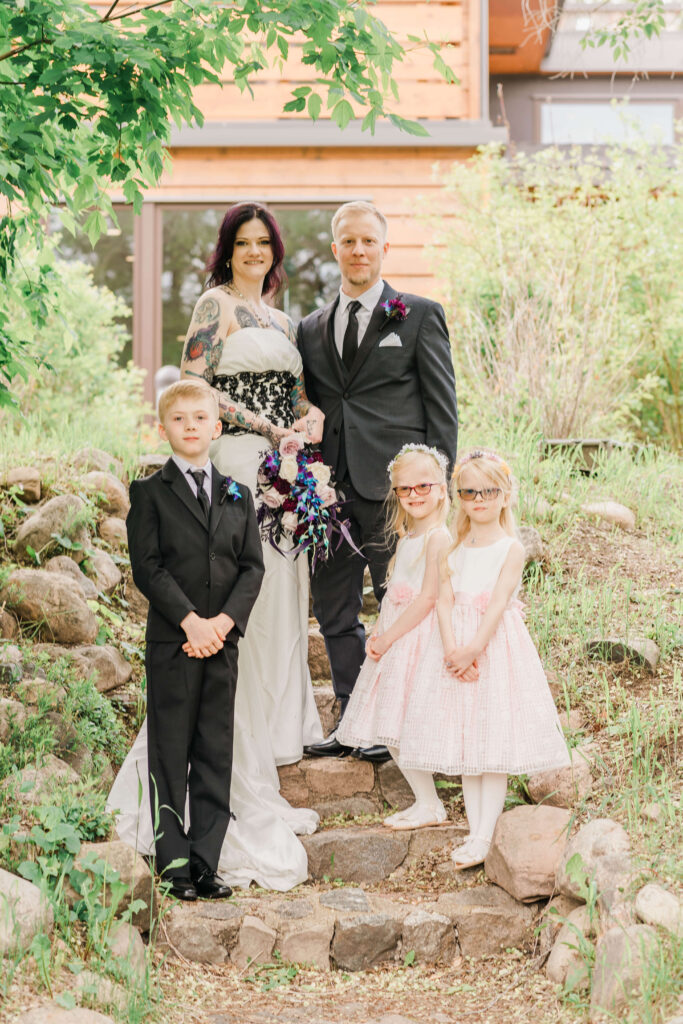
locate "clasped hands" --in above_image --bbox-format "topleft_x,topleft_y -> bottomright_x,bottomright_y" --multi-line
181,611 -> 235,659
444,644 -> 480,682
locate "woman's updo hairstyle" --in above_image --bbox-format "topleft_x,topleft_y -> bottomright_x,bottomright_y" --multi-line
205,202 -> 287,297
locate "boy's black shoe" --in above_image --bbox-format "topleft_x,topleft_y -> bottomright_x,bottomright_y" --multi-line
194,870 -> 232,900
167,876 -> 198,901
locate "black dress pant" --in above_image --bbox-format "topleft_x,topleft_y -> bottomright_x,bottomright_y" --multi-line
146,640 -> 237,879
311,481 -> 394,715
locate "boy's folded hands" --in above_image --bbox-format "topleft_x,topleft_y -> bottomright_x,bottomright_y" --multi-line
181,611 -> 235,659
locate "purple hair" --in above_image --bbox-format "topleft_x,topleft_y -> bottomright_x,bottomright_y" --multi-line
206,202 -> 287,297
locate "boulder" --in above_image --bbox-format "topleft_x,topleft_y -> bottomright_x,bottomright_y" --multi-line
378,759 -> 415,812
585,636 -> 660,674
124,577 -> 148,619
277,763 -> 310,807
17,1005 -> 115,1024
635,883 -> 682,937
99,517 -> 128,549
1,753 -> 81,806
231,915 -> 277,968
537,894 -> 585,956
33,643 -> 132,693
0,569 -> 98,644
313,684 -> 341,738
437,885 -> 537,957
581,500 -> 636,531
319,888 -> 370,913
137,454 -> 166,477
159,901 -> 243,964
556,818 -> 631,901
402,908 -> 455,963
85,550 -> 122,596
105,920 -> 147,983
14,494 -> 91,564
407,825 -> 466,864
45,555 -> 98,600
485,805 -> 571,902
80,471 -> 130,518
0,608 -> 20,639
278,905 -> 335,970
308,626 -> 331,679
303,757 -> 374,799
517,525 -> 544,564
590,925 -> 658,1020
546,905 -> 595,992
0,697 -> 27,743
73,447 -> 125,480
75,970 -> 129,1014
313,796 -> 381,819
303,827 -> 409,884
527,747 -> 593,808
4,465 -> 41,502
0,642 -> 23,683
69,841 -> 155,931
15,677 -> 67,706
0,867 -> 54,955
332,912 -> 401,971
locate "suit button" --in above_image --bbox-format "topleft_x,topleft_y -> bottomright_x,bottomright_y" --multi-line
342,392 -> 349,399
333,427 -> 339,435
210,552 -> 216,560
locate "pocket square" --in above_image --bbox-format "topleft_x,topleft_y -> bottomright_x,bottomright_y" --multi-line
378,333 -> 402,348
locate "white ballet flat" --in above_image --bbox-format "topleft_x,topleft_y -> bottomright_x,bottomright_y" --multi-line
386,803 -> 448,831
450,837 -> 490,870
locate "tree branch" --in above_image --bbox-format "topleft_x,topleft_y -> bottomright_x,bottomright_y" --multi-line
0,37 -> 49,63
103,0 -> 122,20
105,0 -> 178,22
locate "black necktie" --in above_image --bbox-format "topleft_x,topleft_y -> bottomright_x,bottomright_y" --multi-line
189,469 -> 210,521
342,300 -> 362,372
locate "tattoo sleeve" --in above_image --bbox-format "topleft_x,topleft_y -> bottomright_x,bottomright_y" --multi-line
290,372 -> 312,418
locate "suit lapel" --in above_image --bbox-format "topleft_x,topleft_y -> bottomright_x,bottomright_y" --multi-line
345,281 -> 397,387
162,458 -> 208,530
318,296 -> 345,387
209,465 -> 226,538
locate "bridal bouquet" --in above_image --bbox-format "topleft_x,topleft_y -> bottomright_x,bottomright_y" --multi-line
256,435 -> 356,567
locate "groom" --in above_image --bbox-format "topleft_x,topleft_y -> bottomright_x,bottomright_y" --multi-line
298,201 -> 458,760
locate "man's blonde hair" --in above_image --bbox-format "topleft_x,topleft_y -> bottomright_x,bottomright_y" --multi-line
331,201 -> 388,242
158,379 -> 219,423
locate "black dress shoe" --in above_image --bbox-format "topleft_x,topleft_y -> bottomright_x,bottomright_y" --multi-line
166,877 -> 197,901
351,744 -> 392,764
303,735 -> 354,758
193,870 -> 232,900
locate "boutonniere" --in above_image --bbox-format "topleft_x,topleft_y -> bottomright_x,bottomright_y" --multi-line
381,294 -> 410,324
219,477 -> 241,504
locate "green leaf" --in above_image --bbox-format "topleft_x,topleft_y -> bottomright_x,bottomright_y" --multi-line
307,93 -> 322,120
55,993 -> 77,1010
331,99 -> 354,130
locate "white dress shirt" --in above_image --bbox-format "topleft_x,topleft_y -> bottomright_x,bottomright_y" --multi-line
172,454 -> 213,506
333,279 -> 385,359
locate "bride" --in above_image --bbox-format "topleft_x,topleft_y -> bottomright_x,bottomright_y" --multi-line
107,202 -> 325,891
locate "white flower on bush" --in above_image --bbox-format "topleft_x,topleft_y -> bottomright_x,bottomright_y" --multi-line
261,488 -> 284,508
281,511 -> 299,533
310,461 -> 331,486
280,455 -> 299,483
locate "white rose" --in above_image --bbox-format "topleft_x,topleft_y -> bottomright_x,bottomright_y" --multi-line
280,455 -> 299,483
281,511 -> 299,533
310,461 -> 331,486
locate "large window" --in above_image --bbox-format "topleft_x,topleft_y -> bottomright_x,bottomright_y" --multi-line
539,100 -> 676,145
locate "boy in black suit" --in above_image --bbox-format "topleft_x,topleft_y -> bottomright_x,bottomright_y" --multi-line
127,380 -> 264,900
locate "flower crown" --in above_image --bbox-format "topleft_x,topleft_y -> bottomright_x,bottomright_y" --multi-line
453,449 -> 511,478
387,443 -> 449,477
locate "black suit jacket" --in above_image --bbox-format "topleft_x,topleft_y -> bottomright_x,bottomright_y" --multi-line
297,281 -> 458,501
126,459 -> 264,643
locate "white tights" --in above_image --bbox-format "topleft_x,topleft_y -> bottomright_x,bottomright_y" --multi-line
385,747 -> 444,823
460,772 -> 508,845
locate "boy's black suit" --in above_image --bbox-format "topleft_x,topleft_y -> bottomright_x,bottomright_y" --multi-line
127,459 -> 264,878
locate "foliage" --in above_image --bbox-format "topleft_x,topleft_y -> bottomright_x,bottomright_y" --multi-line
424,143 -> 683,448
0,0 -> 455,407
522,0 -> 671,63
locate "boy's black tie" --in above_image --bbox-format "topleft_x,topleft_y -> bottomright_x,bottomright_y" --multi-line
189,468 -> 210,522
342,300 -> 362,372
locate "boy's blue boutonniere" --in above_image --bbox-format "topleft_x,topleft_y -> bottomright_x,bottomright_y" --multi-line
219,477 -> 241,504
381,295 -> 410,323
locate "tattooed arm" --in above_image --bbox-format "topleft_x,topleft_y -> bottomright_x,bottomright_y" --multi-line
180,292 -> 293,446
278,315 -> 326,444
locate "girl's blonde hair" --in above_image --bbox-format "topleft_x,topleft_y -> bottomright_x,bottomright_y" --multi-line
446,450 -> 517,561
384,446 -> 450,580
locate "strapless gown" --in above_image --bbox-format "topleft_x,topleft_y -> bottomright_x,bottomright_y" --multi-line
107,326 -> 324,891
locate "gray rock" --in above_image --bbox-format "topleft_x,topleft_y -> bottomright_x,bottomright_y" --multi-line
635,883 -> 682,937
438,885 -> 537,957
581,500 -> 636,531
80,471 -> 130,518
85,550 -> 122,596
313,796 -> 382,819
14,493 -> 91,564
313,684 -> 341,738
0,697 -> 27,742
231,915 -> 277,967
73,447 -> 125,480
537,894 -> 585,956
585,636 -> 660,674
319,888 -> 370,913
1,753 -> 81,806
4,465 -> 41,502
75,970 -> 129,1014
68,841 -> 155,932
158,901 -> 243,964
303,827 -> 409,883
99,516 -> 128,549
15,676 -> 67,706
0,643 -> 23,685
556,818 -> 630,901
332,912 -> 401,971
517,524 -> 545,564
402,908 -> 456,963
17,1005 -> 115,1024
378,759 -> 414,811
0,866 -> 54,955
546,905 -> 594,992
277,763 -> 310,807
407,824 -> 466,864
303,757 -> 375,799
33,643 -> 132,693
527,747 -> 593,808
105,920 -> 147,982
0,569 -> 98,644
45,555 -> 98,600
264,897 -> 315,921
308,626 -> 331,679
278,906 -> 334,970
485,804 -> 571,902
590,925 -> 658,1019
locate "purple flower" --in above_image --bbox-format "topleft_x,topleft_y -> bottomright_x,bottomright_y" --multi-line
381,295 -> 410,323
219,477 -> 241,504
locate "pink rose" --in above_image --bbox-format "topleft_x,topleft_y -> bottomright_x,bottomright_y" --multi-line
279,433 -> 306,457
386,582 -> 414,605
282,510 -> 299,533
316,483 -> 337,507
262,488 -> 285,508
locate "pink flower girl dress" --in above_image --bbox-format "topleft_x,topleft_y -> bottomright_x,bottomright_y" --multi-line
399,535 -> 570,775
337,526 -> 450,750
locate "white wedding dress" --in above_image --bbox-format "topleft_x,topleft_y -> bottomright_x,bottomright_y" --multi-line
107,326 -> 324,891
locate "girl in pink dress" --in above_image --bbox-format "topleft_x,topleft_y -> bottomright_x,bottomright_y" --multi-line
337,444 -> 470,830
400,449 -> 570,868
